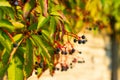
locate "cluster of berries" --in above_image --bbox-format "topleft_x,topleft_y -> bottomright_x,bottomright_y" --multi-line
50,35 -> 87,73
55,48 -> 75,55
34,62 -> 44,75
33,33 -> 87,75
74,35 -> 87,44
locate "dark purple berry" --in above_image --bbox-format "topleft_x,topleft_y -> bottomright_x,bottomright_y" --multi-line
61,69 -> 64,72
61,51 -> 67,55
35,62 -> 38,64
81,35 -> 85,39
35,71 -> 38,75
39,62 -> 44,68
38,31 -> 42,35
70,63 -> 72,65
53,67 -> 56,70
79,51 -> 82,54
71,48 -> 75,53
78,40 -> 82,44
73,39 -> 77,43
14,1 -> 18,6
56,68 -> 59,71
83,60 -> 85,63
56,48 -> 60,53
69,48 -> 75,55
13,43 -> 18,47
82,40 -> 86,44
78,61 -> 83,63
88,27 -> 92,30
34,67 -> 38,70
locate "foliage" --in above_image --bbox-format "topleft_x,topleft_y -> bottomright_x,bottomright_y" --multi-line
0,0 -> 120,80
0,0 -> 75,79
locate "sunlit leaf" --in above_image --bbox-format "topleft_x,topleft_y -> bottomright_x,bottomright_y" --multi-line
4,7 -> 15,19
0,1 -> 11,7
31,35 -> 52,65
8,55 -> 24,80
0,19 -> 14,32
24,38 -> 33,78
23,0 -> 35,18
0,32 -> 11,53
39,0 -> 48,17
28,23 -> 37,30
11,21 -> 24,29
50,11 -> 69,23
0,8 -> 3,19
50,16 -> 56,37
13,34 -> 23,42
37,15 -> 50,30
0,62 -> 9,77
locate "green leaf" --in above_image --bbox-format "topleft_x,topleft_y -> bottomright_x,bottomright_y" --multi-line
28,23 -> 37,30
1,49 -> 10,64
50,16 -> 56,37
101,0 -> 105,6
64,23 -> 72,32
13,34 -> 23,42
50,11 -> 69,23
31,35 -> 51,64
23,0 -> 35,18
37,15 -> 50,30
0,19 -> 14,32
0,62 -> 9,77
0,1 -> 11,7
39,0 -> 48,17
8,55 -> 24,80
24,38 -> 33,78
0,8 -> 3,19
4,7 -> 15,19
0,32 -> 11,53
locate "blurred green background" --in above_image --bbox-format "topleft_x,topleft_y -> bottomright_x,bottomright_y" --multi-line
53,0 -> 120,80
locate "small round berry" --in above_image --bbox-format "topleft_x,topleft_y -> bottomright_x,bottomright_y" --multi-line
70,63 -> 72,65
71,48 -> 75,53
14,1 -> 18,6
56,48 -> 60,53
35,71 -> 38,75
78,61 -> 83,63
81,35 -> 85,39
78,40 -> 82,44
73,39 -> 77,43
83,60 -> 85,63
79,51 -> 82,54
69,48 -> 75,55
52,67 -> 56,70
35,62 -> 38,65
13,43 -> 18,47
61,51 -> 67,55
88,27 -> 92,30
56,68 -> 59,71
34,67 -> 38,70
82,40 -> 86,44
39,62 -> 44,68
38,31 -> 42,35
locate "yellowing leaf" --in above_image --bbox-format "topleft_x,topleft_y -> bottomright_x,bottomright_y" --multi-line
37,15 -> 50,30
0,1 -> 11,7
13,34 -> 23,42
11,21 -> 24,29
23,0 -> 35,18
0,19 -> 14,32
